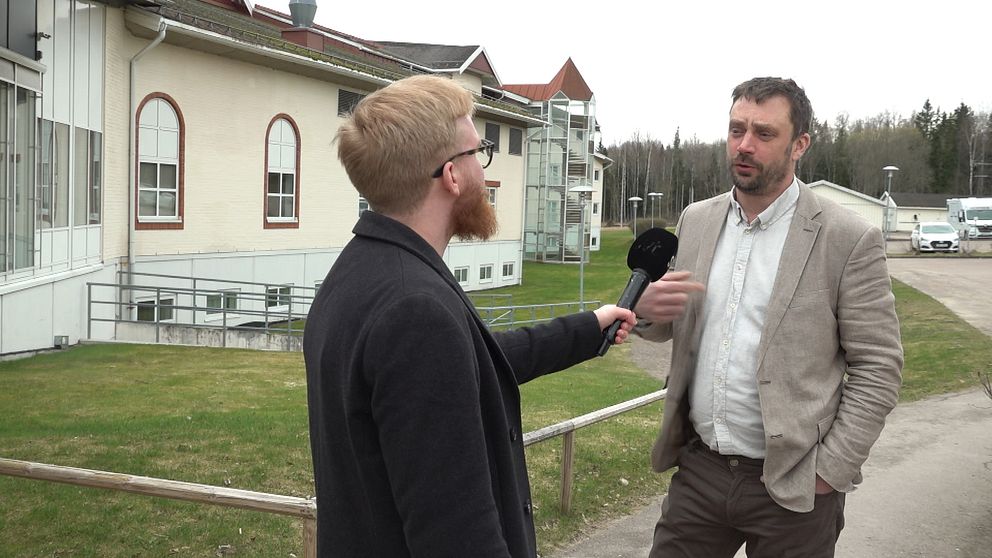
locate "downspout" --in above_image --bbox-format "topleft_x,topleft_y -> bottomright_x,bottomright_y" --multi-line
126,20 -> 166,314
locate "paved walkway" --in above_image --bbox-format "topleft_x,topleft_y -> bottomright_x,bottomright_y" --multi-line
550,258 -> 992,558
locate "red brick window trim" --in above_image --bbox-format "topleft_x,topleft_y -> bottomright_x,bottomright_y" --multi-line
485,180 -> 499,209
135,93 -> 185,230
264,114 -> 301,230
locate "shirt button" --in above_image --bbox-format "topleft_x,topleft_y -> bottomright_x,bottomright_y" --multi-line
509,427 -> 518,442
729,458 -> 740,467
524,499 -> 532,515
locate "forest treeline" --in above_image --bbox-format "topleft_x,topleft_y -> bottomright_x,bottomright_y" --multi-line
601,100 -> 991,225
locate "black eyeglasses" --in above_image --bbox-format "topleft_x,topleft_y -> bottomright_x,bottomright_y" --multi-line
431,139 -> 495,178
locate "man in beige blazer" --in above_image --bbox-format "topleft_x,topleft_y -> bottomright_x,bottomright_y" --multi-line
634,77 -> 903,557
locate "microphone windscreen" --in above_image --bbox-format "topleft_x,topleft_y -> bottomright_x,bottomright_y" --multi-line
627,228 -> 678,281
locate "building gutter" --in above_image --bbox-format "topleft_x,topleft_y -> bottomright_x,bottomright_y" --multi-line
124,8 -> 396,89
125,8 -> 534,125
126,18 -> 166,312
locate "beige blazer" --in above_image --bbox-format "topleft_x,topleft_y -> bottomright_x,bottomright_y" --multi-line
638,182 -> 903,513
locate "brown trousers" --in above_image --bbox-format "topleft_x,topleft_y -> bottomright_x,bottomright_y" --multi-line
650,440 -> 846,558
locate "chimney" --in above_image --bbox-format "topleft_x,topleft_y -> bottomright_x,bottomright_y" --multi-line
282,0 -> 322,50
289,0 -> 317,28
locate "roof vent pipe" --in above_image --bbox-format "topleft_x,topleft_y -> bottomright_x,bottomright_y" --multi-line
289,0 -> 317,28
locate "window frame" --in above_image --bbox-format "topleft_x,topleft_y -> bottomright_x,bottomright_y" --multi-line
135,93 -> 184,230
136,296 -> 176,323
2,83 -> 40,272
453,266 -> 469,284
205,289 -> 240,317
485,122 -> 500,153
89,130 -> 102,225
502,261 -> 514,279
73,127 -> 102,227
338,89 -> 367,117
508,127 -> 523,156
479,264 -> 493,283
263,114 -> 301,229
266,285 -> 293,309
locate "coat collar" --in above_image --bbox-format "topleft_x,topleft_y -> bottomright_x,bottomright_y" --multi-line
353,210 -> 446,272
352,210 -> 482,320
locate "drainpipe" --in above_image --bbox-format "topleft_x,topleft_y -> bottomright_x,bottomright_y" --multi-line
126,20 -> 166,314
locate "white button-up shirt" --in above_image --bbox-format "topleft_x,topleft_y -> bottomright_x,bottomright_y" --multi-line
689,178 -> 800,459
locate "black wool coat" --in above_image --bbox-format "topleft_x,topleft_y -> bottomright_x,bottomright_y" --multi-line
304,211 -> 603,557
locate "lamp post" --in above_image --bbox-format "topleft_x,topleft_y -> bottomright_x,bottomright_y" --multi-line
570,185 -> 594,310
647,192 -> 664,228
628,196 -> 643,238
882,165 -> 899,239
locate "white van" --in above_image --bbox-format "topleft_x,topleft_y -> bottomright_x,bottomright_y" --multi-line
947,198 -> 992,238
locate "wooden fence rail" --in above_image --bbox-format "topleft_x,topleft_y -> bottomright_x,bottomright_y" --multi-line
0,457 -> 317,557
0,388 -> 666,551
523,388 -> 667,514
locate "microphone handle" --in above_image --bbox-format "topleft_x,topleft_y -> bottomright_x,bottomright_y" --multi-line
597,269 -> 651,357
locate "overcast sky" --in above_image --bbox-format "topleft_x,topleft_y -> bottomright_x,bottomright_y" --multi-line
297,0 -> 990,146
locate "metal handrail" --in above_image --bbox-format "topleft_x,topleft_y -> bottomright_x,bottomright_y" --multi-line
88,278 -> 600,345
483,300 -> 602,329
87,280 -> 314,343
118,270 -> 320,293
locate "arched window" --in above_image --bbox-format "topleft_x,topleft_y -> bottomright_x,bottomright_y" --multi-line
136,94 -> 183,229
265,115 -> 300,228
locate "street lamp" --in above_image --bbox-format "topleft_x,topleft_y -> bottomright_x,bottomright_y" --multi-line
570,185 -> 594,310
628,196 -> 643,238
882,165 -> 899,239
647,192 -> 664,228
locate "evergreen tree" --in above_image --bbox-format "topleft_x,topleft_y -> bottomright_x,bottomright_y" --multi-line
929,111 -> 959,192
913,99 -> 937,140
953,103 -> 975,193
832,116 -> 853,187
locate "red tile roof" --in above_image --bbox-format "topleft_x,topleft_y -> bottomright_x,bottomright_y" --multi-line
504,58 -> 593,101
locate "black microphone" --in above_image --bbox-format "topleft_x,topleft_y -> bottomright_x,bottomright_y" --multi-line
597,227 -> 678,356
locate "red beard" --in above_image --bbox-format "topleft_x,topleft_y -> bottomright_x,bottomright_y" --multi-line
452,182 -> 499,241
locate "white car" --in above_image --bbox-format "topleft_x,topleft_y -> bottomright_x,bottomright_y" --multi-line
911,222 -> 960,253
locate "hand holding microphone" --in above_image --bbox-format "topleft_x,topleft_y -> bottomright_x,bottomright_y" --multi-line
597,228 -> 679,356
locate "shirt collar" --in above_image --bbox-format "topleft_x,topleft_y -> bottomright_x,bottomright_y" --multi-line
728,176 -> 800,229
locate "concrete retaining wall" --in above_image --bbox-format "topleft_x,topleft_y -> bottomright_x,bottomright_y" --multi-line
116,322 -> 302,352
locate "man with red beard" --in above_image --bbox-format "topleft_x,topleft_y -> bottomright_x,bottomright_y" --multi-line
633,77 -> 903,557
303,75 -> 639,557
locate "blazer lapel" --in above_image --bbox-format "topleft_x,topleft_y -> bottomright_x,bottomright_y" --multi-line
691,195 -> 730,290
667,196 -> 728,394
755,184 -> 822,371
685,196 -> 730,340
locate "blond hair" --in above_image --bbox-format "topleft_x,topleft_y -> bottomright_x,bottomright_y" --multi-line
336,75 -> 475,215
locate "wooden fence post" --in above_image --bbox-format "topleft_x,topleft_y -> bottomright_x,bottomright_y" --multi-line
303,517 -> 317,558
560,430 -> 575,514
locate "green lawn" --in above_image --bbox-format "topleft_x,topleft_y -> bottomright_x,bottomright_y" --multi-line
0,229 -> 989,557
